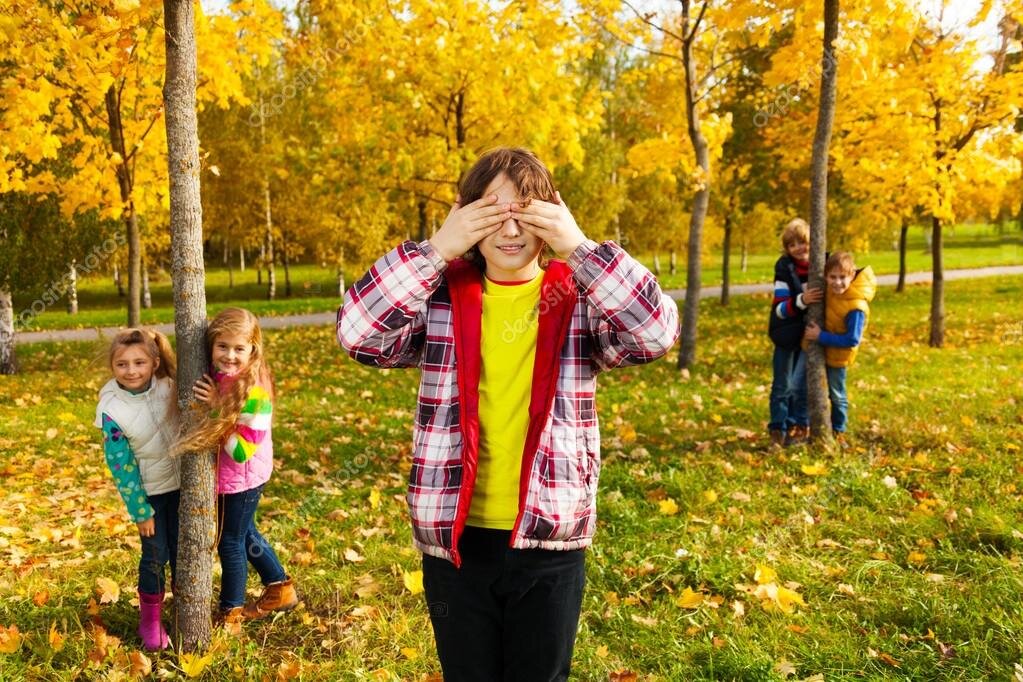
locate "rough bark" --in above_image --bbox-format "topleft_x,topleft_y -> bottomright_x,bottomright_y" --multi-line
0,284 -> 16,375
281,229 -> 292,297
114,263 -> 124,296
896,218 -> 909,293
67,261 -> 78,315
721,215 -> 731,306
164,0 -> 215,652
676,0 -> 711,370
806,0 -> 839,441
105,85 -> 142,327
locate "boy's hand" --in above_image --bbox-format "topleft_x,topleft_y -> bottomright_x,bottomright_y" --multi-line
804,321 -> 821,341
137,517 -> 155,538
802,287 -> 823,305
429,194 -> 513,262
192,374 -> 218,406
511,191 -> 587,259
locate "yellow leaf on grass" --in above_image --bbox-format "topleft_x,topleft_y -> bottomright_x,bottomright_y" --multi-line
658,498 -> 679,515
128,650 -> 151,676
907,551 -> 927,565
754,564 -> 778,585
369,489 -> 381,509
754,583 -> 806,614
48,622 -> 65,652
33,590 -> 50,606
277,658 -> 301,680
400,647 -> 419,660
0,625 -> 22,653
96,577 -> 120,604
57,412 -> 76,423
595,645 -> 609,658
675,587 -> 704,609
178,651 -> 214,678
403,570 -> 424,595
800,462 -> 828,476
702,489 -> 718,503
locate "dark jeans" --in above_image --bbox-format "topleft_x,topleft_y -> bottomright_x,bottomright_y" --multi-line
422,526 -> 586,682
217,484 -> 287,609
138,490 -> 179,595
826,365 -> 849,433
769,345 -> 808,431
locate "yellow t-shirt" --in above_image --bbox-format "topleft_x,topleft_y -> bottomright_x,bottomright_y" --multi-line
467,272 -> 542,530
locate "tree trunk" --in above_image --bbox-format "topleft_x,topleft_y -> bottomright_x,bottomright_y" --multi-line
805,0 -> 840,442
721,215 -> 732,306
67,260 -> 79,315
142,259 -> 152,309
676,0 -> 711,370
337,245 -> 346,296
281,229 -> 292,297
669,250 -> 677,276
652,251 -> 661,277
258,243 -> 263,284
105,85 -> 142,328
418,200 -> 428,242
258,94 -> 276,301
164,0 -> 215,652
929,215 -> 944,347
227,241 -> 234,289
240,244 -> 245,272
741,240 -> 748,273
114,263 -> 124,296
896,218 -> 909,293
0,284 -> 16,375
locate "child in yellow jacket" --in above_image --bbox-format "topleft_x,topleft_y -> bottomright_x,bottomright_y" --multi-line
804,252 -> 876,437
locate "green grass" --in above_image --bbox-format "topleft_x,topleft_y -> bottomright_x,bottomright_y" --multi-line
1,274 -> 1022,679
11,222 -> 1021,333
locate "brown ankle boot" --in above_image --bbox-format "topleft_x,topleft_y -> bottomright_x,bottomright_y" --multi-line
769,429 -> 786,449
215,606 -> 244,635
242,577 -> 298,621
787,425 -> 810,445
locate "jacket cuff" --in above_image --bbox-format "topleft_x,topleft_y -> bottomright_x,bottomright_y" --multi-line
567,239 -> 601,271
418,239 -> 449,274
795,293 -> 807,310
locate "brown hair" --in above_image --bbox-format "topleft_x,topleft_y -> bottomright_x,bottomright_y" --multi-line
825,251 -> 856,276
174,308 -> 274,455
781,218 -> 810,250
108,328 -> 177,380
458,147 -> 557,270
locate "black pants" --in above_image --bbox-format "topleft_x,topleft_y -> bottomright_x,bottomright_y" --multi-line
422,526 -> 586,682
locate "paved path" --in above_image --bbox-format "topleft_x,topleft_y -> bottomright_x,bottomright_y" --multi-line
14,264 -> 1023,345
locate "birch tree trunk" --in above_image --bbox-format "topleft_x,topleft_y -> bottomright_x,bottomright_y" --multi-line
67,260 -> 78,315
164,0 -> 215,652
896,218 -> 909,293
806,0 -> 840,442
0,284 -> 16,375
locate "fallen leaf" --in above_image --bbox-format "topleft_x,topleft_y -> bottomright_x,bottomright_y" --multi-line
400,647 -> 419,660
658,498 -> 679,515
95,577 -> 120,604
800,462 -> 828,476
178,650 -> 214,678
0,625 -> 22,654
128,650 -> 151,676
630,614 -> 658,627
343,548 -> 365,563
675,587 -> 704,609
277,658 -> 301,680
595,645 -> 609,658
878,652 -> 901,668
369,488 -> 381,509
33,590 -> 50,607
47,622 -> 65,652
610,670 -> 638,682
754,564 -> 778,585
403,570 -> 424,595
774,659 -> 797,678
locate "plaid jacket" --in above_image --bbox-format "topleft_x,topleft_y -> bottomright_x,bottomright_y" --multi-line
337,239 -> 679,566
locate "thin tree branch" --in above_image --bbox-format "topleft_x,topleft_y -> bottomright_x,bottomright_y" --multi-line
622,0 -> 684,43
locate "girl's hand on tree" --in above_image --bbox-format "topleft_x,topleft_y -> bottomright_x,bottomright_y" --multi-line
511,191 -> 587,259
137,517 -> 155,538
804,321 -> 821,341
429,194 -> 513,262
192,374 -> 217,406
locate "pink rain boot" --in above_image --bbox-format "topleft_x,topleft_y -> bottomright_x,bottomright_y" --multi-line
138,591 -> 170,650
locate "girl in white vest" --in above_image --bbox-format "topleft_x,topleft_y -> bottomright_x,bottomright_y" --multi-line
95,328 -> 180,651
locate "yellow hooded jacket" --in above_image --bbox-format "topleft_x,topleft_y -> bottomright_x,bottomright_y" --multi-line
823,266 -> 877,367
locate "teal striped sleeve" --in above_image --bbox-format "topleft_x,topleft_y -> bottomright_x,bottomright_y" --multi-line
223,384 -> 273,463
100,413 -> 154,522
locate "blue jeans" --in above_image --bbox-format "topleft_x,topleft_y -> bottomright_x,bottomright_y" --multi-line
217,484 -> 287,609
826,366 -> 849,433
422,526 -> 586,682
138,490 -> 179,594
769,346 -> 808,431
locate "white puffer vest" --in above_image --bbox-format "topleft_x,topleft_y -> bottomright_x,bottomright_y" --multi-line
94,376 -> 180,495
